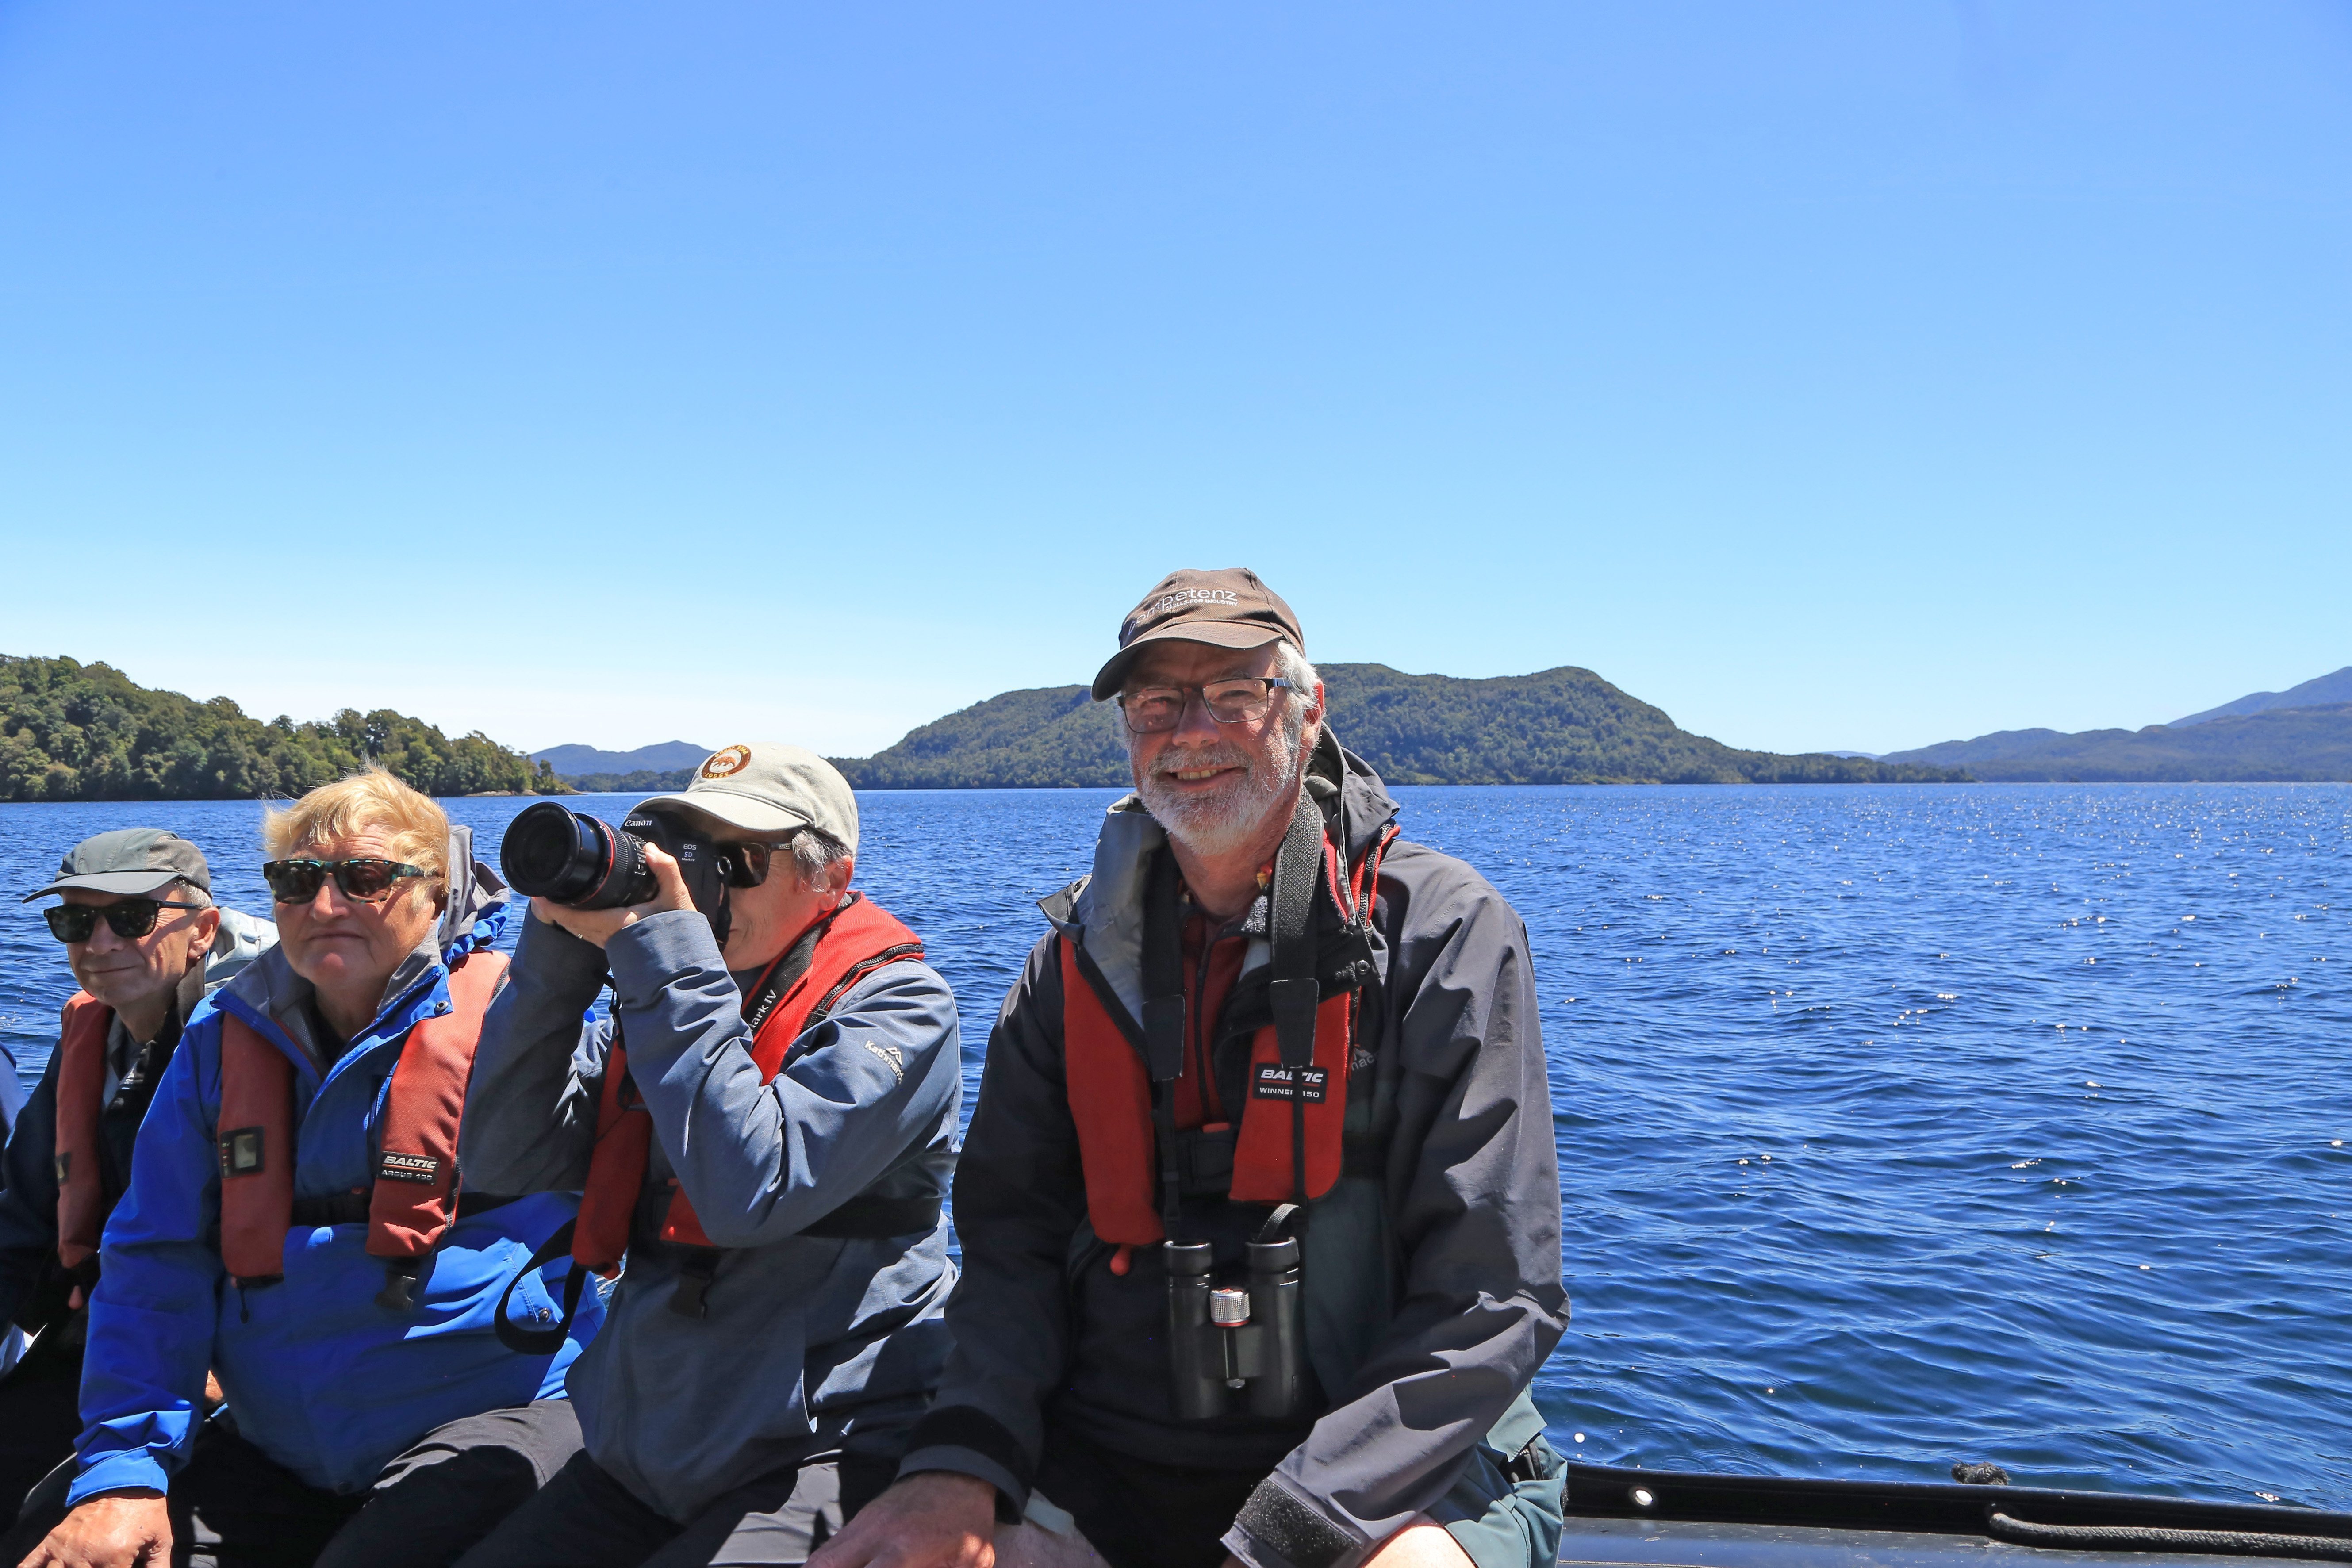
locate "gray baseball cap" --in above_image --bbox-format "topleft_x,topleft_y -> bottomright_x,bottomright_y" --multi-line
637,744 -> 860,857
21,828 -> 213,902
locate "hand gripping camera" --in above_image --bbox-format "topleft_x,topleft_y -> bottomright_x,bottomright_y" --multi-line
499,801 -> 737,947
1165,1205 -> 1308,1421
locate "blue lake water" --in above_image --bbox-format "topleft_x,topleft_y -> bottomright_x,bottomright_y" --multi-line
4,784 -> 2347,1508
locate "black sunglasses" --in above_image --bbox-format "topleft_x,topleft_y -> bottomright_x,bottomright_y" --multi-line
261,858 -> 429,905
44,898 -> 204,944
721,834 -> 809,889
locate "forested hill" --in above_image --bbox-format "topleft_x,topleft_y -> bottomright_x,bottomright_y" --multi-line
1,656 -> 563,801
833,665 -> 1969,788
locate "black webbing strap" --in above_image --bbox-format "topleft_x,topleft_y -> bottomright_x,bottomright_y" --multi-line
291,1190 -> 522,1227
1266,793 -> 1325,1071
494,1219 -> 591,1355
1141,849 -> 1188,1240
1267,793 -> 1327,1205
799,1192 -> 942,1238
1170,1126 -> 1237,1195
668,1190 -> 943,1318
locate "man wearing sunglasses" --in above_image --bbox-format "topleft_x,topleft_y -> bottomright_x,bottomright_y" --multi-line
453,745 -> 961,1568
817,570 -> 1567,1568
0,831 -> 276,1521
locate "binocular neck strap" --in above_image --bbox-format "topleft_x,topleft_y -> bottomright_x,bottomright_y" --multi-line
1254,1202 -> 1302,1246
1142,849 -> 1189,1241
1268,793 -> 1328,1205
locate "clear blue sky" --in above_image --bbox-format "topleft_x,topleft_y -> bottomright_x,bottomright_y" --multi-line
2,4 -> 2346,759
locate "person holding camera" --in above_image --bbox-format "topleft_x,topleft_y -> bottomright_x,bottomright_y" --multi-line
8,773 -> 601,1568
0,830 -> 274,1522
813,570 -> 1568,1568
453,745 -> 961,1568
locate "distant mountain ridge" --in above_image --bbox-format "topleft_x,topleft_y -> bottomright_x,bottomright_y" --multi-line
1880,664 -> 2352,781
533,740 -> 710,775
2172,666 -> 2352,728
830,665 -> 1966,788
1880,706 -> 2352,782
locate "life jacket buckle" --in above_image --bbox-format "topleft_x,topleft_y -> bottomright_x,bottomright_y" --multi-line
376,1257 -> 423,1313
670,1246 -> 723,1318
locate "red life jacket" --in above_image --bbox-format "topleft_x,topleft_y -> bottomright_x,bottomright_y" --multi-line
1061,826 -> 1391,1249
215,948 -> 508,1289
51,993 -> 115,1274
570,894 -> 924,1273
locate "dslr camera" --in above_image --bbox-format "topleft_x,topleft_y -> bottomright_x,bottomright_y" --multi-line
501,802 -> 745,946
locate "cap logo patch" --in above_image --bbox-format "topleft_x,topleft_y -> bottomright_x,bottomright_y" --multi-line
701,745 -> 753,780
1144,588 -> 1239,619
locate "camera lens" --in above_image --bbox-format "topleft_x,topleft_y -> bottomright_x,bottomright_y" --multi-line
501,803 -> 656,909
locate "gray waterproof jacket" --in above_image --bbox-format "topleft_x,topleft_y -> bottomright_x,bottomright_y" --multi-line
460,905 -> 962,1521
898,735 -> 1566,1568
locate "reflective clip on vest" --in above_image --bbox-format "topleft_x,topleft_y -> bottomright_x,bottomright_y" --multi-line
220,1127 -> 266,1176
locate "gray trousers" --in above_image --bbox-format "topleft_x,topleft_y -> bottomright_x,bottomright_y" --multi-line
453,1449 -> 897,1568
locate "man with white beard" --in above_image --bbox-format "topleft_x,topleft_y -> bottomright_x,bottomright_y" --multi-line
814,570 -> 1567,1568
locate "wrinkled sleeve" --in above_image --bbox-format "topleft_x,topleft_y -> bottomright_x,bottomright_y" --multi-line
894,933 -> 1082,1509
0,1051 -> 65,1329
68,1019 -> 224,1505
601,909 -> 961,1250
460,908 -> 612,1194
1226,878 -> 1567,1568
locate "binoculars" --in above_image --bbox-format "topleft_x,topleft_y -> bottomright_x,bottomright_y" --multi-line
1164,1229 -> 1307,1421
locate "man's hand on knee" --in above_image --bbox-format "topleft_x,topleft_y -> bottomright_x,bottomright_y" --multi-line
807,1471 -> 997,1568
17,1491 -> 171,1568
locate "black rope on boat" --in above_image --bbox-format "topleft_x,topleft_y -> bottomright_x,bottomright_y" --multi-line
1988,1510 -> 2352,1562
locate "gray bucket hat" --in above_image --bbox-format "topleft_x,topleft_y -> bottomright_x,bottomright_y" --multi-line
21,828 -> 213,902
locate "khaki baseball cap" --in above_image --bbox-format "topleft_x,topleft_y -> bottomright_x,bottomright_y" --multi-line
22,828 -> 212,902
1090,567 -> 1307,700
636,744 -> 859,857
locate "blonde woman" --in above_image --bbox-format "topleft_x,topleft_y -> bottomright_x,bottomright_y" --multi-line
13,770 -> 599,1568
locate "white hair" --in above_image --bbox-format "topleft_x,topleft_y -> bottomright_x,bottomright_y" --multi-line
788,828 -> 853,889
1271,639 -> 1320,708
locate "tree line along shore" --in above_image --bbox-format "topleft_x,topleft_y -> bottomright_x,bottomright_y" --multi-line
1,656 -> 566,804
0,654 -> 1972,804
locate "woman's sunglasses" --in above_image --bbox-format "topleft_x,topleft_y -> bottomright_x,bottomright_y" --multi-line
261,858 -> 428,905
43,899 -> 204,944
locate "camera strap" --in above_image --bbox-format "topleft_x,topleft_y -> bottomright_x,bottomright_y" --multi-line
741,897 -> 848,1037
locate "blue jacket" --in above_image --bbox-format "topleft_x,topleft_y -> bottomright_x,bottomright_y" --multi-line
71,898 -> 602,1503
